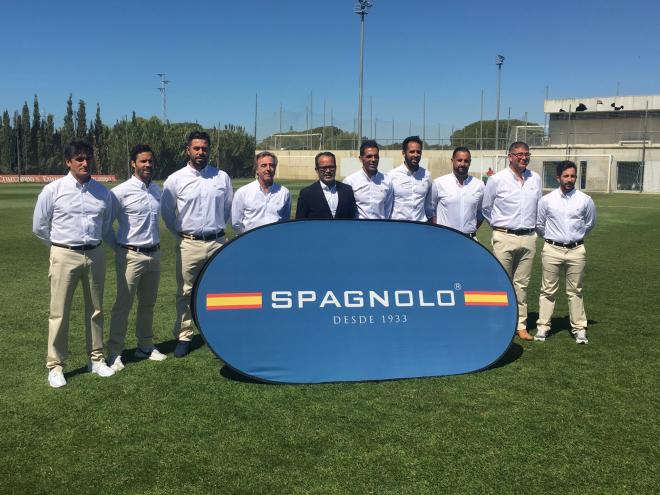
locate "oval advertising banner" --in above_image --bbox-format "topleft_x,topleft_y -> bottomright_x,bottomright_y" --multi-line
192,220 -> 517,384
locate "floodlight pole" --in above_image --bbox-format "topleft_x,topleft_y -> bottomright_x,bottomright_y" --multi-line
494,55 -> 504,150
480,89 -> 484,150
355,1 -> 373,148
156,73 -> 170,123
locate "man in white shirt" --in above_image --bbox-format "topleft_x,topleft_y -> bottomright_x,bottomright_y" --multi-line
343,140 -> 393,219
107,145 -> 167,372
231,151 -> 291,234
535,161 -> 596,344
433,146 -> 484,238
388,136 -> 434,222
32,140 -> 116,388
482,141 -> 542,341
161,131 -> 233,358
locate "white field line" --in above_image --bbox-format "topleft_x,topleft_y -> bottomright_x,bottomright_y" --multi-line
598,205 -> 660,209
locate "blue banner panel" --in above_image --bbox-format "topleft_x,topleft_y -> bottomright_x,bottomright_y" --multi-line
192,220 -> 517,383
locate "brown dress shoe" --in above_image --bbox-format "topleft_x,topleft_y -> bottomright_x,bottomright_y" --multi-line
517,329 -> 534,341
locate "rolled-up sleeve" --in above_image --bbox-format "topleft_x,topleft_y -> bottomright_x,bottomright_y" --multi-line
424,178 -> 434,220
161,178 -> 178,236
32,187 -> 53,246
224,175 -> 234,226
584,197 -> 596,235
230,187 -> 245,235
535,197 -> 547,237
481,178 -> 496,224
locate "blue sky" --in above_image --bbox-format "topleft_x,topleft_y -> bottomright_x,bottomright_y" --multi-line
3,0 -> 659,141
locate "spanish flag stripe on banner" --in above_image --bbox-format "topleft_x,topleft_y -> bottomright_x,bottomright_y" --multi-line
207,292 -> 263,310
463,291 -> 509,306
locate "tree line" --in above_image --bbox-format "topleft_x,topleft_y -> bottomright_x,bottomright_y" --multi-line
0,95 -> 256,180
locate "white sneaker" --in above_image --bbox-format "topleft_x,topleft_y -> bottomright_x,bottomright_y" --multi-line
108,355 -> 125,372
534,329 -> 548,342
135,347 -> 167,361
573,329 -> 589,345
88,360 -> 116,377
48,369 -> 67,388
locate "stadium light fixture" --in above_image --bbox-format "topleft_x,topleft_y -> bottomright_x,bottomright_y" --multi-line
495,55 -> 504,150
355,0 -> 373,146
156,73 -> 170,124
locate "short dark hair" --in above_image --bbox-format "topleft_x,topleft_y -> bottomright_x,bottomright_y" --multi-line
187,130 -> 211,146
64,140 -> 93,161
508,141 -> 529,153
130,144 -> 154,163
314,151 -> 336,168
452,146 -> 471,158
359,140 -> 379,156
254,151 -> 278,173
556,160 -> 577,177
402,136 -> 423,152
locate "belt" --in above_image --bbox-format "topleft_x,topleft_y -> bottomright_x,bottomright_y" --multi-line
120,243 -> 160,253
178,230 -> 225,241
51,241 -> 102,251
493,227 -> 534,236
545,239 -> 583,249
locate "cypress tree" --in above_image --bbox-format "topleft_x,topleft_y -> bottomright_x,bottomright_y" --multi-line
31,95 -> 41,170
92,103 -> 106,174
44,115 -> 59,173
76,99 -> 87,138
20,102 -> 30,173
12,112 -> 21,173
0,111 -> 10,171
61,94 -> 75,147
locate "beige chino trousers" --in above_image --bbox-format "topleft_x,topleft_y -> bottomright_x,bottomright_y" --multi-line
173,237 -> 224,341
491,230 -> 537,331
47,245 -> 106,371
536,243 -> 587,332
107,248 -> 161,356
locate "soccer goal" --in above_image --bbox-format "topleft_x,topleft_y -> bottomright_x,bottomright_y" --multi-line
270,133 -> 324,151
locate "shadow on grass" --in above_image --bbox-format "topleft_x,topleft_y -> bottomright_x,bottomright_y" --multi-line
64,366 -> 89,381
150,334 -> 207,357
219,365 -> 277,384
63,335 -> 208,380
487,342 -> 523,370
533,314 -> 599,339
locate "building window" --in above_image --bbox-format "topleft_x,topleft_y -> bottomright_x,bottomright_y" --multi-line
542,161 -> 560,188
580,161 -> 588,189
616,162 -> 643,191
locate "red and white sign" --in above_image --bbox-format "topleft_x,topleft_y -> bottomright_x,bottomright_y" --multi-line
0,174 -> 117,183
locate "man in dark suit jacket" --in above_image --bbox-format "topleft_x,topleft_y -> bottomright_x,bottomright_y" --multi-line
295,151 -> 357,219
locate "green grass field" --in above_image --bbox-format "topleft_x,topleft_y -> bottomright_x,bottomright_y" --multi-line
0,181 -> 658,494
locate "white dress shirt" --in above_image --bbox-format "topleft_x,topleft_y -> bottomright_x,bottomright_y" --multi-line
482,167 -> 542,229
388,164 -> 434,221
161,163 -> 233,236
433,174 -> 485,233
320,181 -> 338,217
343,169 -> 393,219
33,173 -> 115,247
231,180 -> 291,234
111,176 -> 161,246
536,188 -> 596,243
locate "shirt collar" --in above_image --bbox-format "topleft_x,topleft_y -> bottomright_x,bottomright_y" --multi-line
128,175 -> 149,190
506,166 -> 530,181
401,163 -> 416,176
66,171 -> 89,189
186,163 -> 207,176
453,174 -> 471,186
256,179 -> 278,194
560,187 -> 576,198
320,181 -> 336,192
